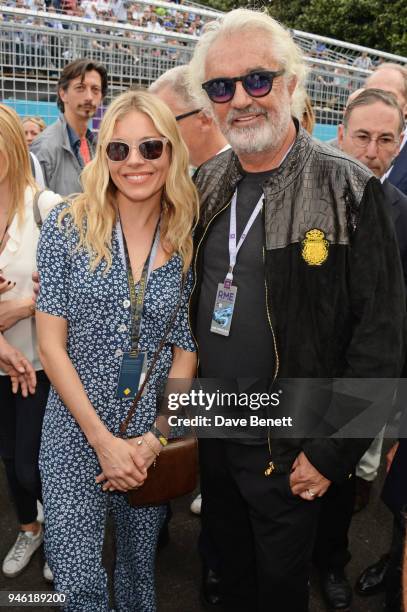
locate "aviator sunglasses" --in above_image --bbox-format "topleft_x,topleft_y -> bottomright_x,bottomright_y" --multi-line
106,137 -> 169,162
202,69 -> 285,104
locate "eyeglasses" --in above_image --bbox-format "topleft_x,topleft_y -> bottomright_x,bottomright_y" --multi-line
175,108 -> 202,122
106,138 -> 169,162
349,133 -> 400,151
202,69 -> 285,104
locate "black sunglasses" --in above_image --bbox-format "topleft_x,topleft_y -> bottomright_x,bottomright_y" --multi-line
175,108 -> 202,122
106,137 -> 169,162
202,69 -> 285,104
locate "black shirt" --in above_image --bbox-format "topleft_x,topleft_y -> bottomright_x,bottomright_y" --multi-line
196,170 -> 275,380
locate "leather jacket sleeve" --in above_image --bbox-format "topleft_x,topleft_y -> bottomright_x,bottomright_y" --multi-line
303,178 -> 406,482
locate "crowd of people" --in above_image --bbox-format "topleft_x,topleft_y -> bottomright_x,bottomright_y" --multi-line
1,7 -> 407,612
2,0 -> 207,38
1,0 -> 398,123
0,2 -> 199,77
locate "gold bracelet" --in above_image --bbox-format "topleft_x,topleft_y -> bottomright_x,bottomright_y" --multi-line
141,434 -> 160,458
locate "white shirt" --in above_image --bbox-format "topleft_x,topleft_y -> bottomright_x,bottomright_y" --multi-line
146,21 -> 165,43
30,152 -> 45,189
0,187 -> 62,373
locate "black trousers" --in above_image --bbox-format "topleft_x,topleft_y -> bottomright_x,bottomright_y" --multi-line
199,439 -> 321,612
0,371 -> 49,525
312,476 -> 356,570
384,515 -> 405,612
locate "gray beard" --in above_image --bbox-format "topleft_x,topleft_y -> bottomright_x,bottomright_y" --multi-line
218,105 -> 291,156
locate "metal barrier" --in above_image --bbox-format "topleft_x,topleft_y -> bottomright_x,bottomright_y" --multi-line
1,5 -> 406,139
0,6 -> 198,125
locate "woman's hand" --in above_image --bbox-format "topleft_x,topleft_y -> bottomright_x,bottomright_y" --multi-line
96,433 -> 161,492
0,272 -> 15,296
0,298 -> 33,331
94,432 -> 148,492
0,335 -> 36,395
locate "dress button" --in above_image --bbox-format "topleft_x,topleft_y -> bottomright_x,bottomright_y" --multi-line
118,324 -> 127,332
123,299 -> 131,308
115,348 -> 123,358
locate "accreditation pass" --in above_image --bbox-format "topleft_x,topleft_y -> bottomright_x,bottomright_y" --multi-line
210,283 -> 237,337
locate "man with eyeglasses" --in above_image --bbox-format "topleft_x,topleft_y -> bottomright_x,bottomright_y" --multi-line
336,88 -> 407,612
338,88 -> 405,183
150,65 -> 229,170
187,8 -> 406,612
311,88 -> 407,611
364,63 -> 407,196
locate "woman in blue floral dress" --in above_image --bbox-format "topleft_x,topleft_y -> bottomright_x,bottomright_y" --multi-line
35,90 -> 198,611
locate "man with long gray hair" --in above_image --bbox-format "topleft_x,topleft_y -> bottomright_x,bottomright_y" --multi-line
187,8 -> 405,611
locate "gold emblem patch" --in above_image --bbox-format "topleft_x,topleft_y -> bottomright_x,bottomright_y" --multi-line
124,387 -> 131,396
301,229 -> 329,266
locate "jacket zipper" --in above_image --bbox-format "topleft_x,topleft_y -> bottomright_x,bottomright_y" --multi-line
263,245 -> 280,476
188,200 -> 279,474
188,200 -> 232,372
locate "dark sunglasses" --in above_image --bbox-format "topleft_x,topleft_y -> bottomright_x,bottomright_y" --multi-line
202,69 -> 285,103
106,137 -> 169,162
175,108 -> 202,122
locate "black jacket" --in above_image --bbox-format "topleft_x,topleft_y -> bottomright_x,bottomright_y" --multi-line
382,178 -> 407,290
382,436 -> 407,517
191,127 -> 406,483
388,142 -> 407,197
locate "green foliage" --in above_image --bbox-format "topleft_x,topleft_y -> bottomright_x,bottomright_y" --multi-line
201,0 -> 248,12
267,0 -> 310,27
200,0 -> 407,56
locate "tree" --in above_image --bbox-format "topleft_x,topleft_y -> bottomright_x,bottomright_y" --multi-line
200,0 -> 407,56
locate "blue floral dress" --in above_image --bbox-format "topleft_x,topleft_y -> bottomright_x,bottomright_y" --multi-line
36,203 -> 195,612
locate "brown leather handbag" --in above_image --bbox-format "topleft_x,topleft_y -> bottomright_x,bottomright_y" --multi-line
119,276 -> 198,508
127,436 -> 198,507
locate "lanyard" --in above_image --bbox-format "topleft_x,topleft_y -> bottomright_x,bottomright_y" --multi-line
117,215 -> 161,356
224,190 -> 264,288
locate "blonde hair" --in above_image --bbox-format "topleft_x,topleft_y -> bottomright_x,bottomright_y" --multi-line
60,89 -> 199,272
188,8 -> 307,112
0,104 -> 37,226
299,92 -> 315,134
22,115 -> 46,132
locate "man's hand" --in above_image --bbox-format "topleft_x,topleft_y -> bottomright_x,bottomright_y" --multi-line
0,336 -> 36,396
289,451 -> 331,501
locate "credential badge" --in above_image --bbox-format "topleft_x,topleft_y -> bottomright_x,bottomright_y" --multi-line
301,229 -> 329,266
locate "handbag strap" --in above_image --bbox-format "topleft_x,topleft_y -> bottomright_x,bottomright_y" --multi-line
119,273 -> 186,436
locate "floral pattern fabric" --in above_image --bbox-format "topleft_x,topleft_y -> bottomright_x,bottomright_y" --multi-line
36,203 -> 195,611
